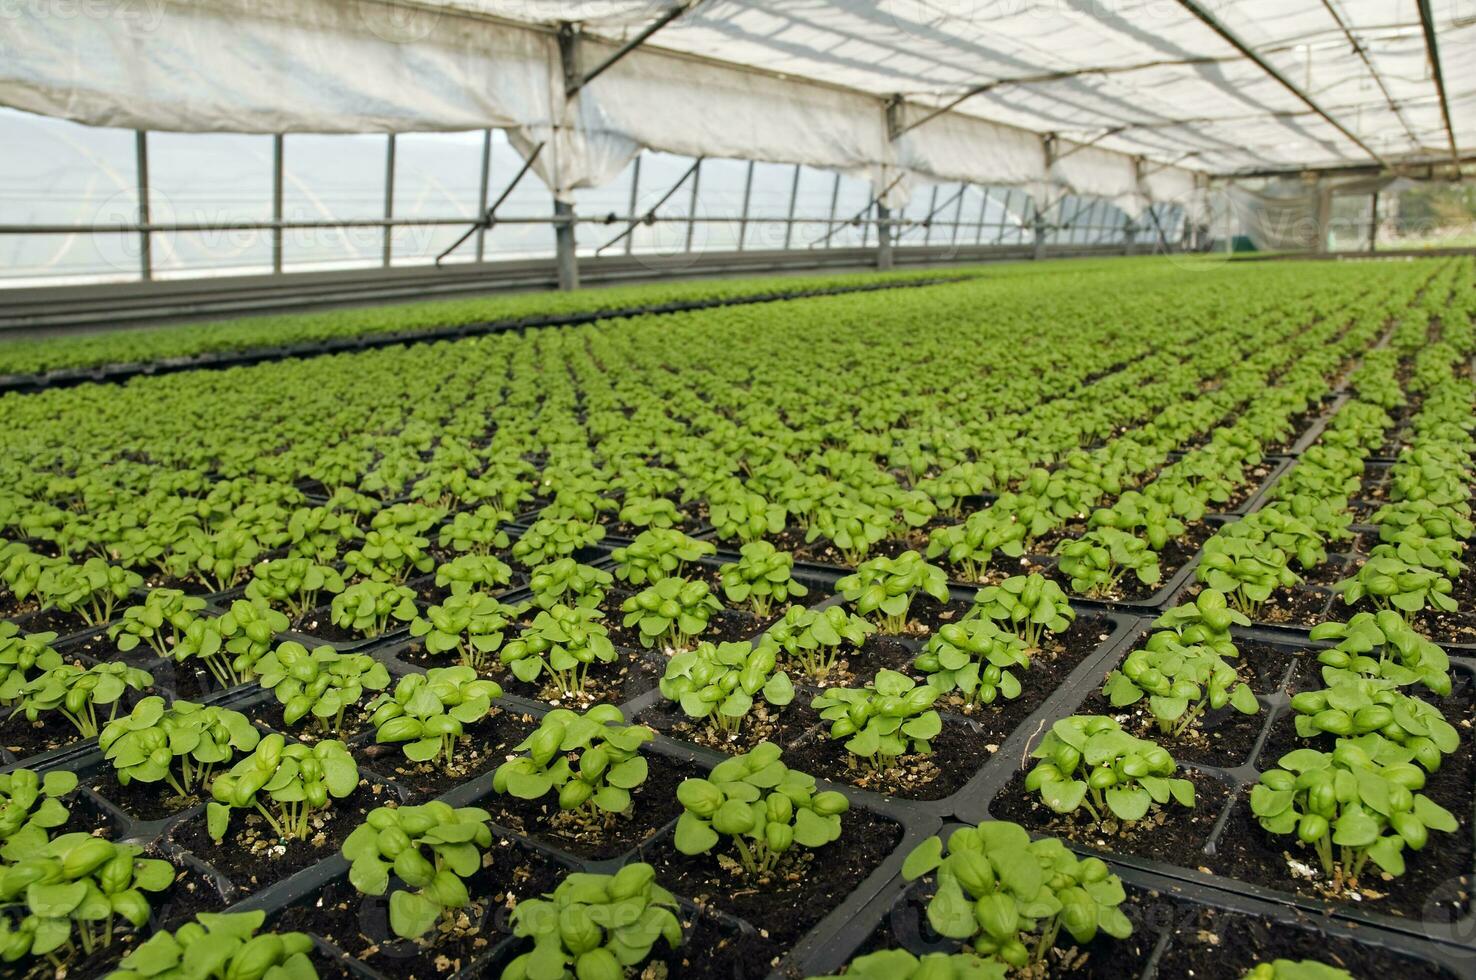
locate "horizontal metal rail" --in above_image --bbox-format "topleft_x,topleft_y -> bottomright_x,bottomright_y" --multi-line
0,215 -> 1047,236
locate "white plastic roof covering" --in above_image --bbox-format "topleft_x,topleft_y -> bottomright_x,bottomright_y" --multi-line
2,0 -> 1470,217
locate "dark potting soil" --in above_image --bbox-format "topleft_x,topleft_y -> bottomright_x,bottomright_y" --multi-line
1066,637 -> 1293,770
1233,640 -> 1301,693
482,644 -> 666,711
636,696 -> 817,758
12,604 -> 100,639
764,525 -> 919,568
598,588 -> 773,651
242,697 -> 379,746
0,708 -> 91,762
60,629 -> 180,678
597,506 -> 707,542
937,554 -> 1057,589
292,604 -> 409,647
169,781 -> 394,892
1261,403 -> 1331,454
1182,577 -> 1334,631
481,752 -> 702,860
1056,521 -> 1215,604
990,767 -> 1232,870
1299,554 -> 1355,588
89,770 -> 204,824
57,789 -> 126,841
139,571 -> 222,597
364,709 -> 536,802
933,616 -> 1121,744
642,807 -> 902,949
1356,463 -> 1391,502
272,836 -> 569,979
0,591 -> 41,622
791,633 -> 920,689
1212,462 -> 1279,515
1154,903 -> 1459,979
781,704 -> 993,802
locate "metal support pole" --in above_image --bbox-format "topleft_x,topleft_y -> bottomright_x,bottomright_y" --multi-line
736,160 -> 754,251
475,129 -> 492,263
382,133 -> 396,267
823,171 -> 841,249
876,204 -> 893,269
922,185 -> 939,245
271,134 -> 284,273
625,155 -> 642,255
972,188 -> 988,244
1035,135 -> 1055,260
555,24 -> 580,288
782,164 -> 801,249
878,94 -> 903,266
134,131 -> 151,281
684,158 -> 702,252
1368,192 -> 1379,254
554,200 -> 578,290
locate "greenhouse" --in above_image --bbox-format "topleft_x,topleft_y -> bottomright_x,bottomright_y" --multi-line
1,3 -> 1475,979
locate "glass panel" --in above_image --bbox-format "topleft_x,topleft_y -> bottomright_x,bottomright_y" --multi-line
0,107 -> 140,284
629,150 -> 699,256
895,180 -> 936,245
689,157 -> 748,254
828,172 -> 872,248
741,161 -> 796,251
483,129 -> 554,260
954,185 -> 987,244
388,131 -> 486,265
573,156 -> 635,257
148,131 -> 273,280
280,132 -> 387,271
788,165 -> 835,249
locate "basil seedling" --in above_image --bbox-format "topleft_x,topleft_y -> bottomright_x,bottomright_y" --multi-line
674,741 -> 848,875
506,863 -> 682,980
811,669 -> 942,770
660,639 -> 795,737
901,820 -> 1133,968
108,910 -> 318,980
1025,715 -> 1195,824
494,704 -> 652,818
342,802 -> 493,940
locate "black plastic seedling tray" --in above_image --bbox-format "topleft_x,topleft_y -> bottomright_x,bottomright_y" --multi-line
806,822 -> 1473,980
952,621 -> 1476,954
6,354 -> 1468,977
